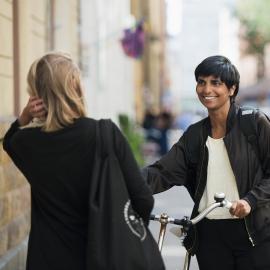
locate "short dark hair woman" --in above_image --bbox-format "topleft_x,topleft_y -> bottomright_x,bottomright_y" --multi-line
143,55 -> 270,269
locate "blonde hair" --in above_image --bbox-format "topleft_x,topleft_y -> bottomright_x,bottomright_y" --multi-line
27,52 -> 87,132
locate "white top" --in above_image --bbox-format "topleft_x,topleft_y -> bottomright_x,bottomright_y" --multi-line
198,136 -> 239,219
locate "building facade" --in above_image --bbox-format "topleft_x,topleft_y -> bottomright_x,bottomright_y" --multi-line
131,0 -> 167,122
167,0 -> 239,113
0,0 -> 166,268
80,0 -> 136,123
0,1 -> 80,269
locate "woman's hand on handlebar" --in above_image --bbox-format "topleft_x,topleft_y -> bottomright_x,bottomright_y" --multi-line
229,199 -> 251,218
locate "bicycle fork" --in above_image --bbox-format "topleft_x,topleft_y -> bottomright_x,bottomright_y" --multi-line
153,213 -> 189,270
183,252 -> 190,270
156,213 -> 169,252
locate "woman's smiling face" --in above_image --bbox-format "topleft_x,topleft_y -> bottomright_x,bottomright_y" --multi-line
196,75 -> 235,112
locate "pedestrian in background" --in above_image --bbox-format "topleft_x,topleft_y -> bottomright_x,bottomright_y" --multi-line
143,108 -> 156,130
143,55 -> 270,269
3,52 -> 161,270
153,111 -> 172,155
145,111 -> 173,156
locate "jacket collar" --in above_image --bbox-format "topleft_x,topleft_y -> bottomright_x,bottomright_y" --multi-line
203,102 -> 239,137
226,102 -> 239,134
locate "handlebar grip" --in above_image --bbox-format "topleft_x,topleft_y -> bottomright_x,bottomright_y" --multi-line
173,219 -> 184,226
150,214 -> 156,220
224,201 -> 233,209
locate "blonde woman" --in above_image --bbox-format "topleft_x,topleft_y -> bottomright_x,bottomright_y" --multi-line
3,52 -> 160,270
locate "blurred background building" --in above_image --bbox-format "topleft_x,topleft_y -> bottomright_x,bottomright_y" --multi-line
0,0 -> 167,269
0,1 -> 81,269
1,0 -> 270,269
80,0 -> 135,123
167,0 -> 239,114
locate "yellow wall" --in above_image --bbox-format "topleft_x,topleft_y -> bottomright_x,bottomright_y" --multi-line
0,0 -> 31,261
0,1 -> 80,268
131,0 -> 148,123
0,0 -> 14,117
131,0 -> 167,118
148,0 -> 166,112
18,0 -> 48,111
54,0 -> 79,63
17,0 -> 80,113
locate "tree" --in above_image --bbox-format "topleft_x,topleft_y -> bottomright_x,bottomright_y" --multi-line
237,0 -> 270,78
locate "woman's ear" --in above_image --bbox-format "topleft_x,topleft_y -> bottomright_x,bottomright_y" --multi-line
229,86 -> 236,96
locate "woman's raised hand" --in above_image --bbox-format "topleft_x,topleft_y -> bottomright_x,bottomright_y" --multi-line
18,96 -> 47,126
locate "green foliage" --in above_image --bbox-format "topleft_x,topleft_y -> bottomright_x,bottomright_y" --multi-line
237,0 -> 270,55
118,114 -> 145,166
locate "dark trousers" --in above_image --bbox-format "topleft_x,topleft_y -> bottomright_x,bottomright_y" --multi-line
195,218 -> 270,270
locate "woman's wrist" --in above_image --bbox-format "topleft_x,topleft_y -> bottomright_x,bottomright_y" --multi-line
18,110 -> 32,126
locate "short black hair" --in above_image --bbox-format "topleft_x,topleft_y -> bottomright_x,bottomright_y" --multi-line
194,55 -> 240,102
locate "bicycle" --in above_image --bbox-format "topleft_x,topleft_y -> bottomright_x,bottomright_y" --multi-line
150,193 -> 232,270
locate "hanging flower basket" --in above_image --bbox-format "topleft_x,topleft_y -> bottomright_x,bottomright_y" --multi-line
120,21 -> 145,59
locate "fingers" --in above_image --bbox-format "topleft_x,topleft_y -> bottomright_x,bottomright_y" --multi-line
29,96 -> 39,102
29,98 -> 43,108
229,200 -> 251,219
30,103 -> 43,114
229,202 -> 237,216
28,97 -> 47,118
19,97 -> 46,126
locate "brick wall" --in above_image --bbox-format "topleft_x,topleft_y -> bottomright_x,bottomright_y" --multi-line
0,121 -> 30,270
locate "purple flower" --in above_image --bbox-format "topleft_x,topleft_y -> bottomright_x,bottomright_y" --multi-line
121,21 -> 145,59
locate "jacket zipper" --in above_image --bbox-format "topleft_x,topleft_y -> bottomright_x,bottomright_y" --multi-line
223,138 -> 256,247
194,144 -> 206,199
244,217 -> 255,246
188,144 -> 206,253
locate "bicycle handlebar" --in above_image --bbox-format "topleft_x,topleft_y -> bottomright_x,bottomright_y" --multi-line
150,193 -> 232,228
150,214 -> 186,226
150,193 -> 232,255
190,198 -> 232,225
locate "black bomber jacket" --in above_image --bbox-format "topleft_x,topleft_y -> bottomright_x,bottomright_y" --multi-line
143,103 -> 270,254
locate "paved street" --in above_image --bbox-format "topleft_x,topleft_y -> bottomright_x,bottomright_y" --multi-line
149,186 -> 199,270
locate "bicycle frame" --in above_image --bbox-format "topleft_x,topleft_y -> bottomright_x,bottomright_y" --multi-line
150,193 -> 232,270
